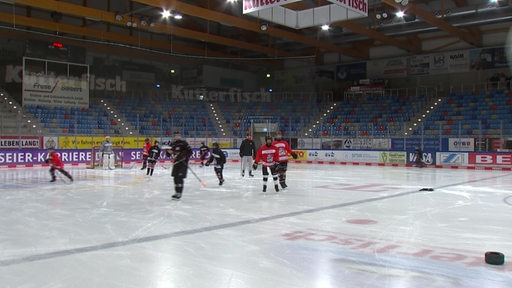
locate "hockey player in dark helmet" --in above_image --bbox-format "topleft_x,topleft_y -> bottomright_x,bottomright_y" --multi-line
272,132 -> 298,190
199,142 -> 209,167
205,142 -> 226,186
141,138 -> 151,170
146,140 -> 161,176
253,135 -> 280,192
165,132 -> 193,200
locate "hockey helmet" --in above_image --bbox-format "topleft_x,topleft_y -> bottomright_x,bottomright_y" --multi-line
265,135 -> 273,142
212,142 -> 219,148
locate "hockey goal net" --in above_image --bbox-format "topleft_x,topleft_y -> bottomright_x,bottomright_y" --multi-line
88,146 -> 124,169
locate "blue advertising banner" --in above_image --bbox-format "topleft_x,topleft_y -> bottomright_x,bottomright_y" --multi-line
391,138 -> 440,151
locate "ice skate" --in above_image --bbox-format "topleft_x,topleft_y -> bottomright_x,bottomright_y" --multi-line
262,185 -> 267,192
172,193 -> 182,200
275,184 -> 280,192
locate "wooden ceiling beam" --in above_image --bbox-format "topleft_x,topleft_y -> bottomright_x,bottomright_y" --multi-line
382,0 -> 481,47
133,0 -> 367,59
0,11 -> 233,58
8,0 -> 294,57
337,21 -> 422,53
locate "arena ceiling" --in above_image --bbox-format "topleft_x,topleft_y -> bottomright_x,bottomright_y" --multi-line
0,0 -> 510,68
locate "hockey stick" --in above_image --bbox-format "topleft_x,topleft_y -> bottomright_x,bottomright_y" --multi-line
187,166 -> 206,188
124,162 -> 137,169
56,170 -> 73,184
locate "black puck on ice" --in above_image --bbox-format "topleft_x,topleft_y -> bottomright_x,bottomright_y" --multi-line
485,251 -> 505,265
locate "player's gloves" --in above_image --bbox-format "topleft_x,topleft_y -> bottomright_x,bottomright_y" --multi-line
239,153 -> 243,158
291,152 -> 298,159
205,162 -> 210,167
252,163 -> 258,170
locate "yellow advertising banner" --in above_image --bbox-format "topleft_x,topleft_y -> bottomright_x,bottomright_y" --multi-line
58,136 -> 154,149
379,151 -> 407,164
293,150 -> 308,161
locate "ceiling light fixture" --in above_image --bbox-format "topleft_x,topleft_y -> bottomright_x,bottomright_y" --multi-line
161,9 -> 171,18
260,22 -> 268,31
375,10 -> 389,20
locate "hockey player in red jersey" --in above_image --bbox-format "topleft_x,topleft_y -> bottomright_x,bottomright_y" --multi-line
141,138 -> 152,170
272,132 -> 298,190
45,148 -> 73,182
253,135 -> 280,192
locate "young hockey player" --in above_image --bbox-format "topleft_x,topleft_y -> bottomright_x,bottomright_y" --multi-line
253,135 -> 280,192
165,132 -> 193,200
205,142 -> 226,185
100,135 -> 115,170
239,133 -> 256,177
199,142 -> 209,167
146,140 -> 161,176
141,138 -> 152,170
272,132 -> 298,190
45,148 -> 73,183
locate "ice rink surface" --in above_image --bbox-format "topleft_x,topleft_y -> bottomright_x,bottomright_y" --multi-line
0,162 -> 511,288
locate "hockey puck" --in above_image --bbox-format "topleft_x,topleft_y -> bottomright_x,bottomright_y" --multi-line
485,251 -> 505,265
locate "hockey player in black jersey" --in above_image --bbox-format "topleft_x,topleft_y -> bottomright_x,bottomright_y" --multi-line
205,142 -> 226,186
165,132 -> 193,200
146,140 -> 161,176
199,142 -> 209,167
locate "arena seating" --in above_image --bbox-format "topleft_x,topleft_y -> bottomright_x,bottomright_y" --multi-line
18,89 -> 512,140
420,91 -> 512,137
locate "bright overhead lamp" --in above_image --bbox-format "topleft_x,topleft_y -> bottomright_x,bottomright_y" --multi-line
161,9 -> 171,18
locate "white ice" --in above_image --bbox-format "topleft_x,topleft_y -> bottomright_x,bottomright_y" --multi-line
0,163 -> 511,288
